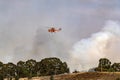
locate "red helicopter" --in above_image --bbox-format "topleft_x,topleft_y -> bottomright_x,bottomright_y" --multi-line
48,27 -> 62,33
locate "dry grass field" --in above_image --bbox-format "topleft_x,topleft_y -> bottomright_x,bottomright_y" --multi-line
52,72 -> 120,80
18,72 -> 120,80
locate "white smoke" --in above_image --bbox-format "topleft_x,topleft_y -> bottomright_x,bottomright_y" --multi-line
70,20 -> 120,71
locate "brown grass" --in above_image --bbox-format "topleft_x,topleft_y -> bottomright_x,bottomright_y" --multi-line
53,72 -> 120,80
18,72 -> 120,80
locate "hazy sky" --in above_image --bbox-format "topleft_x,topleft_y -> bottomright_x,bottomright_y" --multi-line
0,0 -> 120,71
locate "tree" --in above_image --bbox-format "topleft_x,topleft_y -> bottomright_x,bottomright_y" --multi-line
0,57 -> 70,79
35,61 -> 41,76
0,61 -> 3,70
0,62 -> 3,79
25,59 -> 37,77
17,61 -> 29,78
111,63 -> 120,72
2,63 -> 17,79
62,62 -> 70,73
95,58 -> 111,72
39,57 -> 69,76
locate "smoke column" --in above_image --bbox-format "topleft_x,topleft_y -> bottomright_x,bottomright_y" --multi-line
70,20 -> 120,71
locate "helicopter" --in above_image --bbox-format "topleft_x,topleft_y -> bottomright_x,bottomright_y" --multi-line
48,27 -> 62,33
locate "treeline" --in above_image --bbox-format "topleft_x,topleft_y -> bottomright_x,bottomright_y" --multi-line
0,57 -> 69,79
95,58 -> 120,72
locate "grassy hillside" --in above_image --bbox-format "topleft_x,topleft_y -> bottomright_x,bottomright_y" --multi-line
52,72 -> 120,80
18,72 -> 120,80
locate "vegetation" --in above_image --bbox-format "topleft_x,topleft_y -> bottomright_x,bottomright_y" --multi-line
73,69 -> 79,73
0,57 -> 69,79
50,75 -> 54,80
116,78 -> 120,80
95,58 -> 120,72
2,57 -> 120,79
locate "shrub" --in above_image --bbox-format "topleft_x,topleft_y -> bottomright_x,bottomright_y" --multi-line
116,78 -> 120,80
50,75 -> 54,80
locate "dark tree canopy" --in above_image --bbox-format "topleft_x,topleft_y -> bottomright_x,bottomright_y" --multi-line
95,58 -> 111,72
111,63 -> 120,72
0,57 -> 69,79
95,58 -> 120,72
99,58 -> 111,71
39,57 -> 69,76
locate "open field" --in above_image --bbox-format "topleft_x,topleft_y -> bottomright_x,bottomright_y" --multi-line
53,72 -> 120,80
18,72 -> 120,80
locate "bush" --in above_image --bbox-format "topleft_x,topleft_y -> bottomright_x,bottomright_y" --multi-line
73,70 -> 79,73
50,75 -> 54,80
116,78 -> 120,80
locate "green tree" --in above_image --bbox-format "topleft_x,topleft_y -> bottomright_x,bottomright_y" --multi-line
0,61 -> 3,70
95,58 -> 111,72
2,63 -> 17,79
25,59 -> 37,77
35,61 -> 41,76
17,61 -> 29,78
62,62 -> 70,73
0,62 -> 3,79
111,63 -> 120,72
39,57 -> 69,76
0,57 -> 70,78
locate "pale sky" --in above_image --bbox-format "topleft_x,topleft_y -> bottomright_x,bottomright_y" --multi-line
0,0 -> 120,71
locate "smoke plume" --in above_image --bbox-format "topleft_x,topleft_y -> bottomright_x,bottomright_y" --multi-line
70,20 -> 120,71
